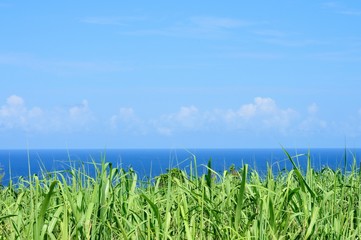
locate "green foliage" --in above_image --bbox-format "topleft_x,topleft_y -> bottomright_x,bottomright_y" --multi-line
156,167 -> 185,187
0,151 -> 361,239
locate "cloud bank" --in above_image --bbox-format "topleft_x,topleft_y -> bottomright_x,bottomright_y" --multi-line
1,95 -> 360,140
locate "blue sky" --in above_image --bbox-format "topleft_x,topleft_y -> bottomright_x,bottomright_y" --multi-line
1,1 -> 361,148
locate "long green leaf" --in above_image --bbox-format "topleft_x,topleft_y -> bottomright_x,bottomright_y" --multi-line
235,164 -> 248,228
34,180 -> 58,239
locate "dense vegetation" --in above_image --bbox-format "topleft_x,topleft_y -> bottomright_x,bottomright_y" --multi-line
1,151 -> 361,239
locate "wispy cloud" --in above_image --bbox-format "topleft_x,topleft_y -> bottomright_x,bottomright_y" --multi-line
262,38 -> 325,47
323,2 -> 361,16
253,29 -> 287,38
339,10 -> 361,16
119,15 -> 259,39
190,16 -> 254,29
81,16 -> 146,25
322,2 -> 338,8
310,49 -> 361,61
253,27 -> 325,48
222,51 -> 283,60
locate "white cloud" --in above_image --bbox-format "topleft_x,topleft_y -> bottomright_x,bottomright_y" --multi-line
156,127 -> 173,136
154,106 -> 201,135
220,97 -> 298,132
6,95 -> 360,140
66,100 -> 95,130
69,100 -> 88,118
152,98 -> 298,135
7,95 -> 24,106
298,103 -> 327,134
242,97 -> 276,115
0,95 -> 43,131
0,95 -> 95,133
308,103 -> 318,114
238,103 -> 257,118
173,106 -> 199,127
299,118 -> 328,133
110,108 -> 137,128
110,107 -> 146,134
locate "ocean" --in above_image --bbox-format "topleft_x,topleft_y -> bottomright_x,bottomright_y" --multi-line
0,148 -> 360,185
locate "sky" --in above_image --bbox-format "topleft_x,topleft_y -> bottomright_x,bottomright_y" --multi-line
0,1 -> 361,149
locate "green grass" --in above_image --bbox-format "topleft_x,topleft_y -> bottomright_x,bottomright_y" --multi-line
1,150 -> 361,239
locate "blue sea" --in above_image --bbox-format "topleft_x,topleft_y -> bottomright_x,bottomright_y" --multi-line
0,148 -> 361,185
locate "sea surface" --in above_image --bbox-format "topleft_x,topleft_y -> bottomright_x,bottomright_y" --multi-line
0,148 -> 361,185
